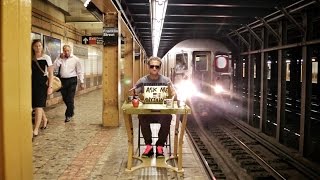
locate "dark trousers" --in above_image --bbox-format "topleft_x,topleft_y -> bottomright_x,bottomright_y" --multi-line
60,77 -> 77,118
138,114 -> 172,146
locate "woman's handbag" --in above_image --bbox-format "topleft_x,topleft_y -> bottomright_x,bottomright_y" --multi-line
50,76 -> 62,93
33,60 -> 62,94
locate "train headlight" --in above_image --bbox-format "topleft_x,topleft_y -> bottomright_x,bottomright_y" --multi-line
214,55 -> 229,72
216,57 -> 227,69
214,84 -> 224,94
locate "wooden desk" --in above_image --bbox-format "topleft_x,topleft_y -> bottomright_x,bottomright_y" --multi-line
121,101 -> 191,173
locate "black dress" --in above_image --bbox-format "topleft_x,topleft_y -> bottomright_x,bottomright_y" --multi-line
32,56 -> 50,108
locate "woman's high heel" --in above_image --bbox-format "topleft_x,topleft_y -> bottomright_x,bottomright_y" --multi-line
33,131 -> 38,137
41,120 -> 48,129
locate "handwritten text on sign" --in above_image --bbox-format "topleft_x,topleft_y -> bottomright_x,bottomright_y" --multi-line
143,86 -> 168,103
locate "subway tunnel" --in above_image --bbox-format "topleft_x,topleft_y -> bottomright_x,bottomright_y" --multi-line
1,0 -> 320,179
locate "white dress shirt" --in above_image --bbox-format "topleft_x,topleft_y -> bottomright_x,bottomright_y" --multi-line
54,54 -> 84,83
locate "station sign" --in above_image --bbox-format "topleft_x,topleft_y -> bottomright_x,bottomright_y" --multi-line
82,36 -> 103,45
103,27 -> 118,46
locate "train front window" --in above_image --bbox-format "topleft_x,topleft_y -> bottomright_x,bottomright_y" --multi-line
175,53 -> 188,71
195,55 -> 208,71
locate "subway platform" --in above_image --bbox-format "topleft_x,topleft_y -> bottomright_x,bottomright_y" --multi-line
32,89 -> 208,179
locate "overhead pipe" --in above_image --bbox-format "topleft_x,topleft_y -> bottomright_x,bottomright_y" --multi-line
239,38 -> 320,56
112,0 -> 146,55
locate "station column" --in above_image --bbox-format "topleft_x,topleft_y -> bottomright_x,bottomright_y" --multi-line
0,0 -> 33,179
102,11 -> 121,127
122,21 -> 133,99
133,41 -> 141,84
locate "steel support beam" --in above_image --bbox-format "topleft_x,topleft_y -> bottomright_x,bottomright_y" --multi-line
257,17 -> 281,42
299,12 -> 311,156
276,20 -> 285,143
247,51 -> 254,125
245,25 -> 262,46
234,30 -> 249,48
227,35 -> 239,49
228,1 -> 315,36
277,7 -> 305,34
260,28 -> 267,132
239,38 -> 320,55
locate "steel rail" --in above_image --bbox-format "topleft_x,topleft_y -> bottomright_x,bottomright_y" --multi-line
186,119 -> 242,180
186,128 -> 217,180
222,126 -> 286,180
226,114 -> 320,180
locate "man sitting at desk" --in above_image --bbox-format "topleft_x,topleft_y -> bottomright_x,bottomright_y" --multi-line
134,56 -> 176,158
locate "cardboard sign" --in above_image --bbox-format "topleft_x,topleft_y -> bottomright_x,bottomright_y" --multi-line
143,86 -> 168,103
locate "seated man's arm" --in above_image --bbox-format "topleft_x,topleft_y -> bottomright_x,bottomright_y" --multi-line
133,80 -> 144,100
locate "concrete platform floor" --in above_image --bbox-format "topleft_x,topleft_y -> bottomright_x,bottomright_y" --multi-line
32,89 -> 208,180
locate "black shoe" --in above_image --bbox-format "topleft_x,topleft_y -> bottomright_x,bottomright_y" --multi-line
65,117 -> 71,123
41,120 -> 48,129
142,145 -> 154,158
156,146 -> 164,158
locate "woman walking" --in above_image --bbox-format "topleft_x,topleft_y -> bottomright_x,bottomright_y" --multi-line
31,39 -> 53,137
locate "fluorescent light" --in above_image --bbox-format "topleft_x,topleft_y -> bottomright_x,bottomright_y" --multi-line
150,0 -> 168,56
84,0 -> 91,7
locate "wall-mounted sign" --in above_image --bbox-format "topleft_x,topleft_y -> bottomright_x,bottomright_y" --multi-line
82,36 -> 103,45
103,27 -> 118,46
73,44 -> 88,58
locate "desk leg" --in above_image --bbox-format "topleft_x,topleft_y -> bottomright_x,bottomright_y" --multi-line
178,113 -> 188,171
124,114 -> 133,170
173,114 -> 180,157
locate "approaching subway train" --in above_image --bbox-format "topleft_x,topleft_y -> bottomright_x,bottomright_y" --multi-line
162,39 -> 233,120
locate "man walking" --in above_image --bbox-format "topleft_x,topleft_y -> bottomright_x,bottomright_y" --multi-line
54,45 -> 84,122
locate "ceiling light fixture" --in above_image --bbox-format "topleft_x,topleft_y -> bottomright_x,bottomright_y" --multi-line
83,0 -> 91,7
150,0 -> 168,57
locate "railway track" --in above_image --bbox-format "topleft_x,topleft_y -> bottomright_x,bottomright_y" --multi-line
186,113 -> 319,180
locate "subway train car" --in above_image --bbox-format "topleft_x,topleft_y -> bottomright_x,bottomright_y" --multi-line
162,39 -> 233,121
